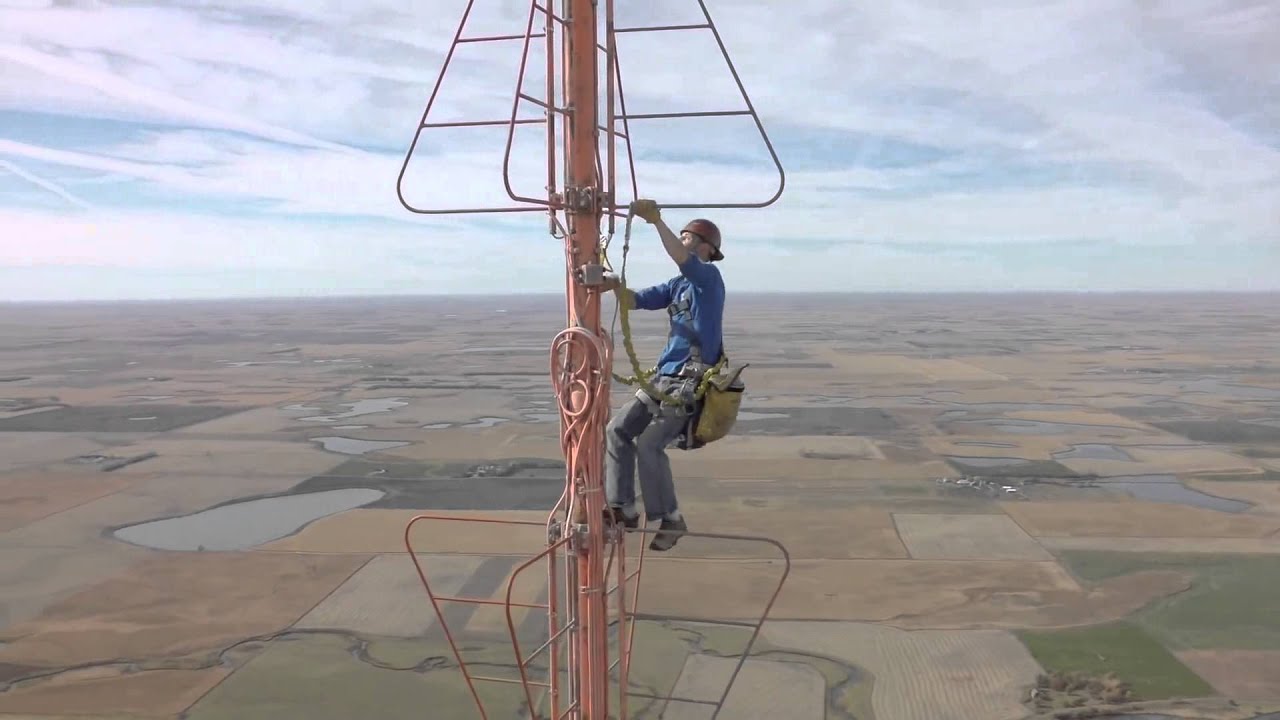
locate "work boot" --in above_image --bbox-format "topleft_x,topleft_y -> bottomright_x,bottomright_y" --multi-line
648,516 -> 687,551
604,505 -> 639,530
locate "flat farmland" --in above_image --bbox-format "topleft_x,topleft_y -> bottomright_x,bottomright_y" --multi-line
2,291 -> 1279,719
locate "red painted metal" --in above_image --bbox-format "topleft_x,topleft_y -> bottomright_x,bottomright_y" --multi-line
397,1 -> 789,717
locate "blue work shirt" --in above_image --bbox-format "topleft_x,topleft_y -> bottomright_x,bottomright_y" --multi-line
630,253 -> 724,376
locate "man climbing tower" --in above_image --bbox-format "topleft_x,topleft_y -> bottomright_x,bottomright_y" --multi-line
600,198 -> 726,551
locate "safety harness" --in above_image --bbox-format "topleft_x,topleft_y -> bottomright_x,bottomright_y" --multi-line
601,209 -> 750,450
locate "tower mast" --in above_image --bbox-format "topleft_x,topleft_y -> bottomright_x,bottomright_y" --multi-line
397,1 -> 791,716
562,0 -> 610,715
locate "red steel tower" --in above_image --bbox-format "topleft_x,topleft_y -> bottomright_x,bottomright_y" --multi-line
396,1 -> 787,717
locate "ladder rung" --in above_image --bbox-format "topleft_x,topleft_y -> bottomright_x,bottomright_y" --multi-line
432,594 -> 548,610
613,23 -> 711,34
605,566 -> 642,596
619,110 -> 751,121
472,674 -> 552,689
519,92 -> 569,115
522,620 -> 575,667
532,2 -> 568,26
422,118 -> 546,129
457,32 -> 546,43
403,206 -> 551,215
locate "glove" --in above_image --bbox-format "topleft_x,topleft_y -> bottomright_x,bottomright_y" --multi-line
629,198 -> 661,223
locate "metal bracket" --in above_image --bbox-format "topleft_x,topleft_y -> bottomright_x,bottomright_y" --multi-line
569,523 -> 591,553
577,262 -> 606,286
563,186 -> 596,212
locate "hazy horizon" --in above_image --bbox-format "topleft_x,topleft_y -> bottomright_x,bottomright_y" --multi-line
3,288 -> 1278,308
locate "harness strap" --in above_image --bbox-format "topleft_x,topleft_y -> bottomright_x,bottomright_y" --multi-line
604,209 -> 727,407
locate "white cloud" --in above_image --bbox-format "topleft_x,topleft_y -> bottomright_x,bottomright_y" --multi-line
0,0 -> 1277,300
0,42 -> 357,153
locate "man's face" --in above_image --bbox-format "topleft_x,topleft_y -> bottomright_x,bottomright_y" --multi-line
682,231 -> 712,260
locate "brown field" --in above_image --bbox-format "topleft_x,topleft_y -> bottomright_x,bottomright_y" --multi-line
1038,536 -> 1280,554
1,292 -> 1279,718
893,513 -> 1053,560
1184,479 -> 1280,514
665,654 -> 827,719
1177,650 -> 1280,700
1001,501 -> 1280,538
761,621 -> 1044,720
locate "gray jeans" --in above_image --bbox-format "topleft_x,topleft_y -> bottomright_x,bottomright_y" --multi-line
604,374 -> 696,519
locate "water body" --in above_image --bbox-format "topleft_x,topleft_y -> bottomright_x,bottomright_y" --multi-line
954,441 -> 1018,448
310,437 -> 411,455
952,402 -> 1080,412
1099,474 -> 1252,513
1053,444 -> 1134,461
299,398 -> 409,422
950,418 -> 1136,436
1178,377 -> 1280,400
113,488 -> 385,551
798,394 -> 852,405
856,395 -> 941,407
222,360 -> 302,367
463,417 -> 508,428
460,345 -> 539,353
736,410 -> 790,421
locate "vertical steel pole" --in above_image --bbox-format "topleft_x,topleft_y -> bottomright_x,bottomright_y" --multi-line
562,0 -> 607,717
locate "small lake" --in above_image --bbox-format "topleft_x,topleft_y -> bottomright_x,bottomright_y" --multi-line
113,488 -> 385,551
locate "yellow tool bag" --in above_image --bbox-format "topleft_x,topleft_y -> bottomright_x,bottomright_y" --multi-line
684,362 -> 749,450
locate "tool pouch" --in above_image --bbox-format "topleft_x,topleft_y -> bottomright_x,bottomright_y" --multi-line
677,362 -> 748,450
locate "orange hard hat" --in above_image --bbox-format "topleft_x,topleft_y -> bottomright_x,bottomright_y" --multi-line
682,218 -> 723,261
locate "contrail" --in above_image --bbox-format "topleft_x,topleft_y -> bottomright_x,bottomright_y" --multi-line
0,139 -> 193,185
0,158 -> 94,210
0,43 -> 363,156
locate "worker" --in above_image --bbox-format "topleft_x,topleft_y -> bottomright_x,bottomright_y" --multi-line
599,198 -> 725,551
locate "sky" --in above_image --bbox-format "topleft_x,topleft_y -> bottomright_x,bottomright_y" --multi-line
1,0 -> 1277,301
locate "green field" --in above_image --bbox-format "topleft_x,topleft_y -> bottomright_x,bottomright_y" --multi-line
1017,621 -> 1214,700
1017,550 -> 1280,702
1056,551 -> 1280,651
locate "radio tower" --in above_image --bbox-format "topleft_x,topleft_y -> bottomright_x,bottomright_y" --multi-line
396,1 -> 786,717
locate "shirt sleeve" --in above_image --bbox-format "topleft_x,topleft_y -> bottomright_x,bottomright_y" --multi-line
631,280 -> 672,310
678,253 -> 719,288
